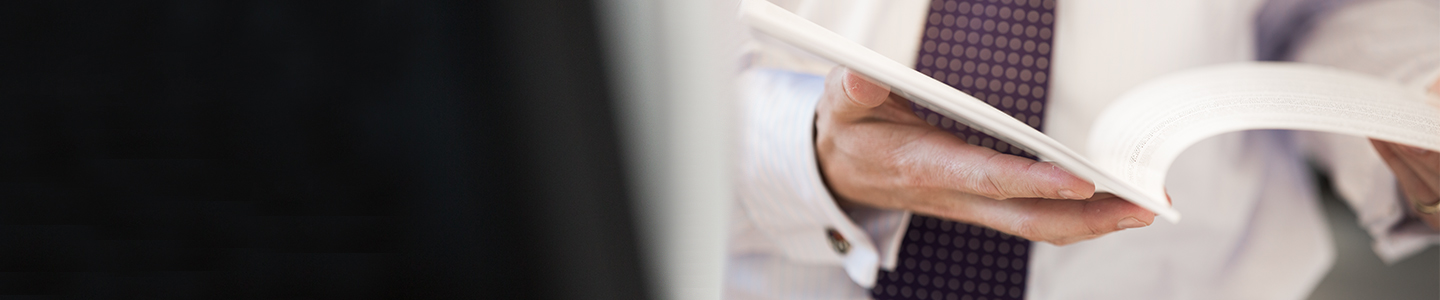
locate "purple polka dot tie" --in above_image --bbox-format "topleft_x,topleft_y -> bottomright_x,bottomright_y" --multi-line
873,0 -> 1056,299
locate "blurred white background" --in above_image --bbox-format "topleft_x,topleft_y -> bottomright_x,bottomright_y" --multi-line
595,0 -> 737,300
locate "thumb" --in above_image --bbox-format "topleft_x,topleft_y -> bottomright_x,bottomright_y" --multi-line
824,67 -> 890,114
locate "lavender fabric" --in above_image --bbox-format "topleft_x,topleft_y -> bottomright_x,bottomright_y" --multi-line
872,0 -> 1056,299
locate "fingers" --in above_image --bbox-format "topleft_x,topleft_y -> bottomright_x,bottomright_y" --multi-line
910,136 -> 1094,200
822,67 -> 891,118
1374,141 -> 1440,197
1390,143 -> 1439,193
1373,140 -> 1440,228
971,157 -> 1095,201
822,66 -> 1090,201
1011,194 -> 1154,245
918,193 -> 1156,245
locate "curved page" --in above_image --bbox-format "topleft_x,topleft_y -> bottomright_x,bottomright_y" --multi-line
739,0 -> 1182,222
1089,63 -> 1440,212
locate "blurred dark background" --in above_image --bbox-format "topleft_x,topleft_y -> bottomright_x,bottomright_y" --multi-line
0,0 -> 647,299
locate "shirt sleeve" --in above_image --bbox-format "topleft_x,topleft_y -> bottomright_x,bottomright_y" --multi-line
1287,0 -> 1440,89
731,67 -> 910,288
1286,0 -> 1440,263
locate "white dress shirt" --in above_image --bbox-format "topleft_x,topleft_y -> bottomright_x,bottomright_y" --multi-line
727,0 -> 1440,299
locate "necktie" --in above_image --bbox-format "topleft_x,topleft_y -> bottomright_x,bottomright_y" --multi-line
872,0 -> 1056,299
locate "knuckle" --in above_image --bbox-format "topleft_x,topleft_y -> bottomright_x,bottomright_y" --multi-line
1008,218 -> 1044,242
973,154 -> 1011,199
972,152 -> 1047,200
974,177 -> 1006,200
1080,202 -> 1109,236
889,155 -> 928,189
964,166 -> 1008,200
1083,219 -> 1104,237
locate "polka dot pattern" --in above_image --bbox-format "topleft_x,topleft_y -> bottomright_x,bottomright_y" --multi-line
876,0 -> 1055,299
874,215 -> 1032,300
912,0 -> 1056,159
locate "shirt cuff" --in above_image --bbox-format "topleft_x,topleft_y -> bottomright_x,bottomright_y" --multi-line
1296,131 -> 1440,263
734,67 -> 910,288
842,202 -> 911,272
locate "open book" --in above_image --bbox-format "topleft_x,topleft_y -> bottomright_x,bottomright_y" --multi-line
739,0 -> 1440,223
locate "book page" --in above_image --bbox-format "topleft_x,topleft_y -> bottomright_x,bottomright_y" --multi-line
1088,63 -> 1440,211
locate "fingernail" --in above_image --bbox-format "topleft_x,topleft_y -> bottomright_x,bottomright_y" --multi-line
1059,189 -> 1084,200
841,72 -> 858,91
1116,217 -> 1148,229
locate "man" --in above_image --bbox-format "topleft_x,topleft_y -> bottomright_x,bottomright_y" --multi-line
727,0 -> 1440,299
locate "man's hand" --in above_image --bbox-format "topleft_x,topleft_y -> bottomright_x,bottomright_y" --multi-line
1372,140 -> 1439,229
1371,80 -> 1440,229
815,67 -> 1156,245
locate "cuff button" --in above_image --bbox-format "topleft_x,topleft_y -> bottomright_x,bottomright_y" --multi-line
826,228 -> 851,255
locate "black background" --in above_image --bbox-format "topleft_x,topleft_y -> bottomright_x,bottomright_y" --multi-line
0,1 -> 647,299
